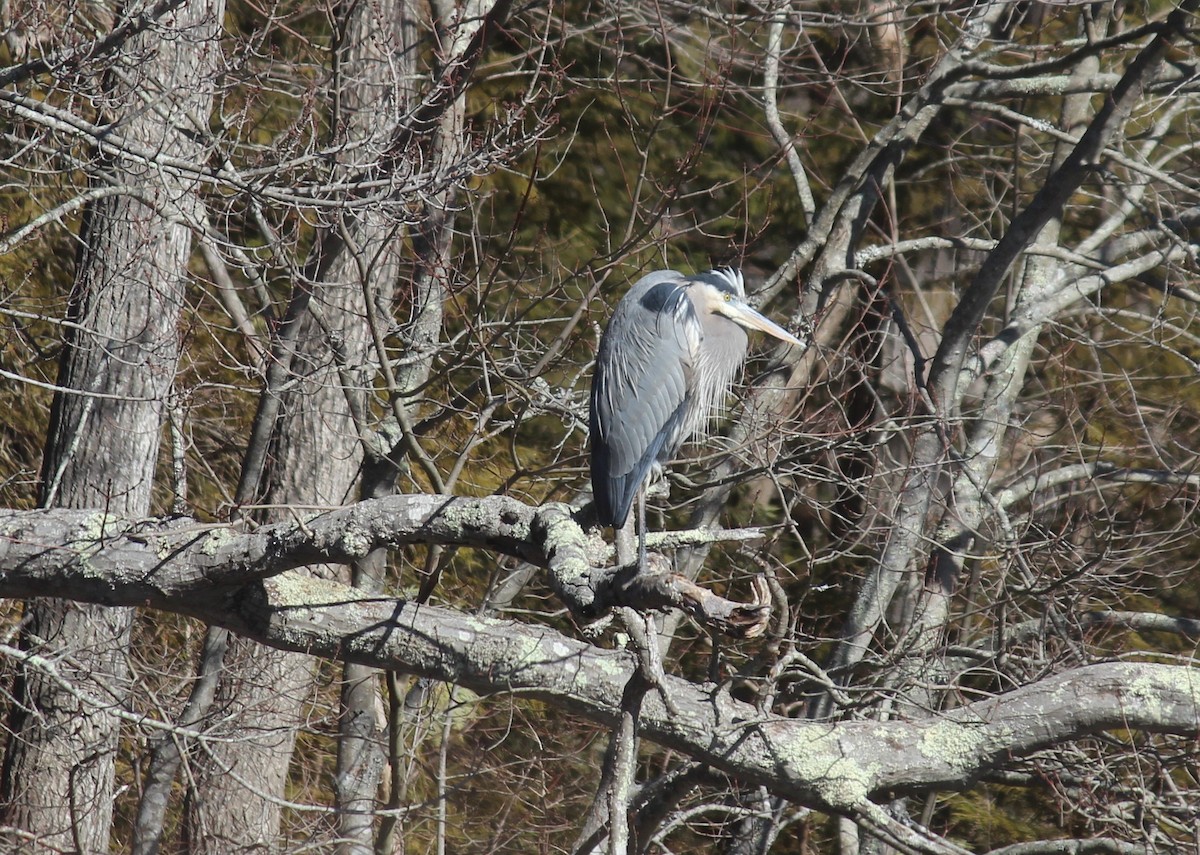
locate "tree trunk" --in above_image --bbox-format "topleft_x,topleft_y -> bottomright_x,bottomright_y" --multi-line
0,2 -> 223,850
331,1 -> 420,840
184,301 -> 373,851
185,0 -> 409,831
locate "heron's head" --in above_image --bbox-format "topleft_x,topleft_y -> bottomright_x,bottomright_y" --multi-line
689,268 -> 804,347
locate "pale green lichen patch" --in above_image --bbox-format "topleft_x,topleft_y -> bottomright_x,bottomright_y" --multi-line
440,499 -> 532,540
199,527 -> 238,556
541,513 -> 589,582
460,612 -> 510,632
1126,667 -> 1200,721
1126,672 -> 1166,721
440,628 -> 540,685
775,731 -> 877,809
337,525 -> 372,559
591,654 -> 627,678
918,719 -> 1000,774
268,573 -> 371,608
471,631 -> 591,687
81,512 -> 118,540
509,633 -> 544,667
65,512 -> 128,558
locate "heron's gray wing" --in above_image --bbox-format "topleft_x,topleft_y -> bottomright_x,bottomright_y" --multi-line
590,274 -> 696,527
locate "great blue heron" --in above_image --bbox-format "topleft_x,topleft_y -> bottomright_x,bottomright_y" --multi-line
589,267 -> 803,562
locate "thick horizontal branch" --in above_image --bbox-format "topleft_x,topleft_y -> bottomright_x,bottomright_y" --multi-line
0,497 -> 770,630
0,496 -> 557,604
233,594 -> 1200,810
2,504 -> 1200,814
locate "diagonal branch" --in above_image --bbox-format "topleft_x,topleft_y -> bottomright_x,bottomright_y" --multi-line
929,0 -> 1200,408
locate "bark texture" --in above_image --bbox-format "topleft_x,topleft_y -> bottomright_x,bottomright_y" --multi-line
2,508 -> 1198,822
184,0 -> 408,843
0,2 -> 223,850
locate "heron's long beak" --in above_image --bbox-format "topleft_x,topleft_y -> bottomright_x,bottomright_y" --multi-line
725,301 -> 805,347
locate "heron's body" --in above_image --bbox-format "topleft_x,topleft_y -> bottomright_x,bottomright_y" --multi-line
589,268 -> 802,530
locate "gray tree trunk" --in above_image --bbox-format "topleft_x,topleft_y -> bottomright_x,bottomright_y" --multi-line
184,0 -> 410,840
184,304 -> 375,852
0,2 -> 223,850
180,0 -> 489,846
331,3 -> 419,844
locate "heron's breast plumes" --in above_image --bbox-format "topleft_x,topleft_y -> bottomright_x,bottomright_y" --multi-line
685,322 -> 748,442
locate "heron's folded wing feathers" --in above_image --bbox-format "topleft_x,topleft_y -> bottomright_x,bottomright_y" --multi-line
590,275 -> 696,527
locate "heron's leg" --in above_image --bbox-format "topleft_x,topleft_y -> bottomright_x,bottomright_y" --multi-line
637,483 -> 647,572
614,504 -> 636,570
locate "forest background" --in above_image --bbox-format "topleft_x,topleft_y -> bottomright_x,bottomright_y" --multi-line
2,1 -> 1200,854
